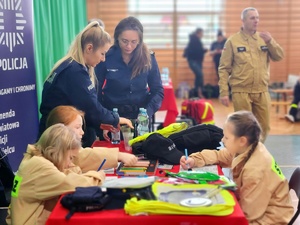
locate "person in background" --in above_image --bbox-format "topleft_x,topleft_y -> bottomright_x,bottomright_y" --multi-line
183,28 -> 207,98
218,7 -> 284,142
210,30 -> 226,79
285,78 -> 300,122
6,124 -> 105,225
95,16 -> 164,141
38,21 -> 133,147
88,18 -> 105,29
180,110 -> 293,224
46,105 -> 138,170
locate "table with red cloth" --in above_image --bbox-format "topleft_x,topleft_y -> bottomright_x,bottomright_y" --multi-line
159,83 -> 179,127
46,141 -> 248,225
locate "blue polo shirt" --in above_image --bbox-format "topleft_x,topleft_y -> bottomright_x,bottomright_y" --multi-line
95,46 -> 164,119
39,59 -> 118,137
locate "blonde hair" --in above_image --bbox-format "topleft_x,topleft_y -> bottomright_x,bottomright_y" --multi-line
46,21 -> 111,86
46,105 -> 85,128
31,124 -> 81,171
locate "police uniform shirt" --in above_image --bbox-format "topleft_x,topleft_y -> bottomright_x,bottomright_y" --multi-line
39,59 -> 118,135
95,46 -> 164,119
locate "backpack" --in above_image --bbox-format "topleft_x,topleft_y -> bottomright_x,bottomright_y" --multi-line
202,84 -> 220,99
60,186 -> 111,220
181,98 -> 215,125
168,124 -> 223,154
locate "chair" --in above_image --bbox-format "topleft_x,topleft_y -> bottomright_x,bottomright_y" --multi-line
288,167 -> 300,225
0,207 -> 8,225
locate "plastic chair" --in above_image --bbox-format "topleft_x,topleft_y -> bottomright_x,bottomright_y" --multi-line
288,167 -> 300,225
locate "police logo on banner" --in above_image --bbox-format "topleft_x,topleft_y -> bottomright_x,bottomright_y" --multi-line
0,0 -> 39,171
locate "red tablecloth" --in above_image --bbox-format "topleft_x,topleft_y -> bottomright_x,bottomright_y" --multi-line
46,141 -> 248,225
159,84 -> 179,127
46,200 -> 248,225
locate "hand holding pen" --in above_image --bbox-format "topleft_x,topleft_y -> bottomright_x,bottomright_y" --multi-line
97,158 -> 107,171
184,149 -> 192,171
179,149 -> 194,170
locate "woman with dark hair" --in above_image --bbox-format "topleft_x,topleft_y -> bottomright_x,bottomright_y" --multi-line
95,16 -> 164,141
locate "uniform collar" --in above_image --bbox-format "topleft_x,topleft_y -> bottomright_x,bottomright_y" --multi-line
240,27 -> 258,41
107,45 -> 123,60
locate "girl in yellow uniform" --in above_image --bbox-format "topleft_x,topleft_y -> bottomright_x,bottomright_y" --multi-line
7,124 -> 105,225
46,105 -> 138,172
180,110 -> 294,225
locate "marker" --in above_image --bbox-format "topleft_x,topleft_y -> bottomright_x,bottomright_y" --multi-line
97,159 -> 107,171
184,148 -> 192,171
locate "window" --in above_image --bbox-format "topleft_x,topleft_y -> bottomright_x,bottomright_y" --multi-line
128,0 -> 224,49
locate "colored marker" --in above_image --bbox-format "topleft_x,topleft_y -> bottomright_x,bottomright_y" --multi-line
97,158 -> 107,171
185,148 -> 191,171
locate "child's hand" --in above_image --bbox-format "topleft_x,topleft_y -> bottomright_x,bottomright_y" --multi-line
97,170 -> 106,182
180,155 -> 195,170
118,152 -> 138,166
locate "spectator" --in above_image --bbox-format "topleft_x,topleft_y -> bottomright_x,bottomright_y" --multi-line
285,78 -> 300,122
210,30 -> 226,79
218,7 -> 284,142
88,18 -> 105,28
183,28 -> 207,98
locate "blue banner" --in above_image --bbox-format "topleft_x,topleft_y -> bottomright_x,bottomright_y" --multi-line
0,0 -> 39,171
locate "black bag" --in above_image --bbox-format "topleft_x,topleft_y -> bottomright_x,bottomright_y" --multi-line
105,185 -> 156,209
168,124 -> 223,154
202,84 -> 220,99
188,88 -> 198,98
0,151 -> 14,207
60,186 -> 111,220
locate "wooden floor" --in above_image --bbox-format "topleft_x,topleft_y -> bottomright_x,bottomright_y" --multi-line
174,98 -> 300,135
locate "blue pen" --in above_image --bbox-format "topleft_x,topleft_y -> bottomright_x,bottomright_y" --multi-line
97,159 -> 107,171
184,148 -> 191,171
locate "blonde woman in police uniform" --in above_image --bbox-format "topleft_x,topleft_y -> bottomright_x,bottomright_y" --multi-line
218,7 -> 284,142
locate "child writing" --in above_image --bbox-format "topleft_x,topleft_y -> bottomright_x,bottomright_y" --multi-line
6,124 -> 105,225
46,105 -> 138,171
180,110 -> 294,224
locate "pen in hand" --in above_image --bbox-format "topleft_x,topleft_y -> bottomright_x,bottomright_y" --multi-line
184,149 -> 192,171
97,159 -> 107,171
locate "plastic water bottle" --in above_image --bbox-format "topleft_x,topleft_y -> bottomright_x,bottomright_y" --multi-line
137,108 -> 149,136
161,67 -> 170,86
111,108 -> 120,144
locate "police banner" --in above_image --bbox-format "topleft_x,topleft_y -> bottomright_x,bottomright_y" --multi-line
0,0 -> 39,171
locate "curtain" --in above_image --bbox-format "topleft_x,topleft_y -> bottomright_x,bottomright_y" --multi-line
33,0 -> 87,117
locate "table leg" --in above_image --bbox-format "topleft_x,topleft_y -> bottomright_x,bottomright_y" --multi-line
276,93 -> 280,113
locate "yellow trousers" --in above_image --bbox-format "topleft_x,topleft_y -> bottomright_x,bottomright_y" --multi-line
232,92 -> 270,143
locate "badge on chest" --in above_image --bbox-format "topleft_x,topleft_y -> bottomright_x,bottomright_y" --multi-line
237,47 -> 246,52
